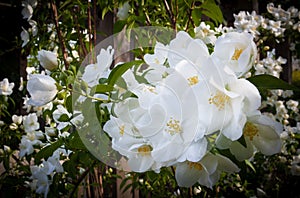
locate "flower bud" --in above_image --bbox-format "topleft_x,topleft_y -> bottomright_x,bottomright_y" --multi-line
37,50 -> 58,71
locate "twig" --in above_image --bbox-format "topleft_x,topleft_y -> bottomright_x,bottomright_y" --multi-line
87,0 -> 93,52
93,0 -> 97,46
163,0 -> 176,31
73,6 -> 88,57
51,0 -> 69,69
185,2 -> 195,32
69,161 -> 97,197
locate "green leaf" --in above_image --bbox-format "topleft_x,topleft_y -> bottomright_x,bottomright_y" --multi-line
200,0 -> 223,24
107,60 -> 143,86
191,8 -> 202,26
66,131 -> 87,150
113,20 -> 126,34
237,135 -> 247,148
57,114 -> 70,122
35,139 -> 63,164
248,74 -> 300,92
245,159 -> 256,173
92,84 -> 114,93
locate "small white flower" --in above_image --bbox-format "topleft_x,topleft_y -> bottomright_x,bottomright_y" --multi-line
12,115 -> 23,125
27,74 -> 58,106
23,113 -> 40,132
37,50 -> 58,71
212,32 -> 257,77
0,78 -> 14,95
117,2 -> 131,20
21,27 -> 30,47
175,153 -> 239,188
82,46 -> 114,87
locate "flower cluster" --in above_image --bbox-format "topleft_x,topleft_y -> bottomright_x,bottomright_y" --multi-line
95,30 -> 283,188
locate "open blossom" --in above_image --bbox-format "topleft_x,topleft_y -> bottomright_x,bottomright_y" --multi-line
27,74 -> 58,106
23,113 -> 39,132
229,114 -> 283,161
212,32 -> 257,77
194,22 -> 217,44
82,46 -> 114,87
37,50 -> 58,71
175,153 -> 239,188
0,78 -> 15,95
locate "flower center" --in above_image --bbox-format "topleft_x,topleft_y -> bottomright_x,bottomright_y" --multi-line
143,85 -> 157,94
243,122 -> 259,141
165,118 -> 182,135
137,145 -> 152,156
208,90 -> 230,110
187,76 -> 199,86
119,125 -> 125,136
187,161 -> 203,171
231,48 -> 243,60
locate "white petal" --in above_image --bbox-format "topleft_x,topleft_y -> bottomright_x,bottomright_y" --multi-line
175,162 -> 202,187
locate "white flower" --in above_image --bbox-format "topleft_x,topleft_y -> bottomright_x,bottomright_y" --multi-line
30,166 -> 51,197
193,58 -> 261,141
37,50 -> 58,71
104,69 -> 208,172
212,32 -> 257,77
21,27 -> 30,47
194,22 -> 217,44
19,77 -> 24,91
167,31 -> 209,68
0,78 -> 14,95
117,2 -> 131,20
21,1 -> 33,20
19,136 -> 34,157
23,113 -> 39,132
27,74 -> 58,106
12,115 -> 23,125
82,46 -> 114,87
53,105 -> 72,130
229,115 -> 283,161
175,153 -> 239,188
143,42 -> 173,83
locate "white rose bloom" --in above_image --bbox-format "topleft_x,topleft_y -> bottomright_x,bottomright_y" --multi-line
82,46 -> 114,87
27,74 -> 58,106
175,153 -> 239,188
37,50 -> 58,71
212,32 -> 257,77
19,136 -> 34,157
0,78 -> 14,96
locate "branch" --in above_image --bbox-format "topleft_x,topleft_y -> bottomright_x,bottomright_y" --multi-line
163,0 -> 176,31
93,0 -> 97,46
73,6 -> 88,57
51,0 -> 69,69
87,0 -> 93,52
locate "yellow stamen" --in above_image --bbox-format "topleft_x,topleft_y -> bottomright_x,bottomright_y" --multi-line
231,48 -> 243,60
187,76 -> 199,86
243,122 -> 259,141
208,90 -> 230,110
137,145 -> 152,156
119,125 -> 125,136
165,118 -> 182,135
187,161 -> 203,171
